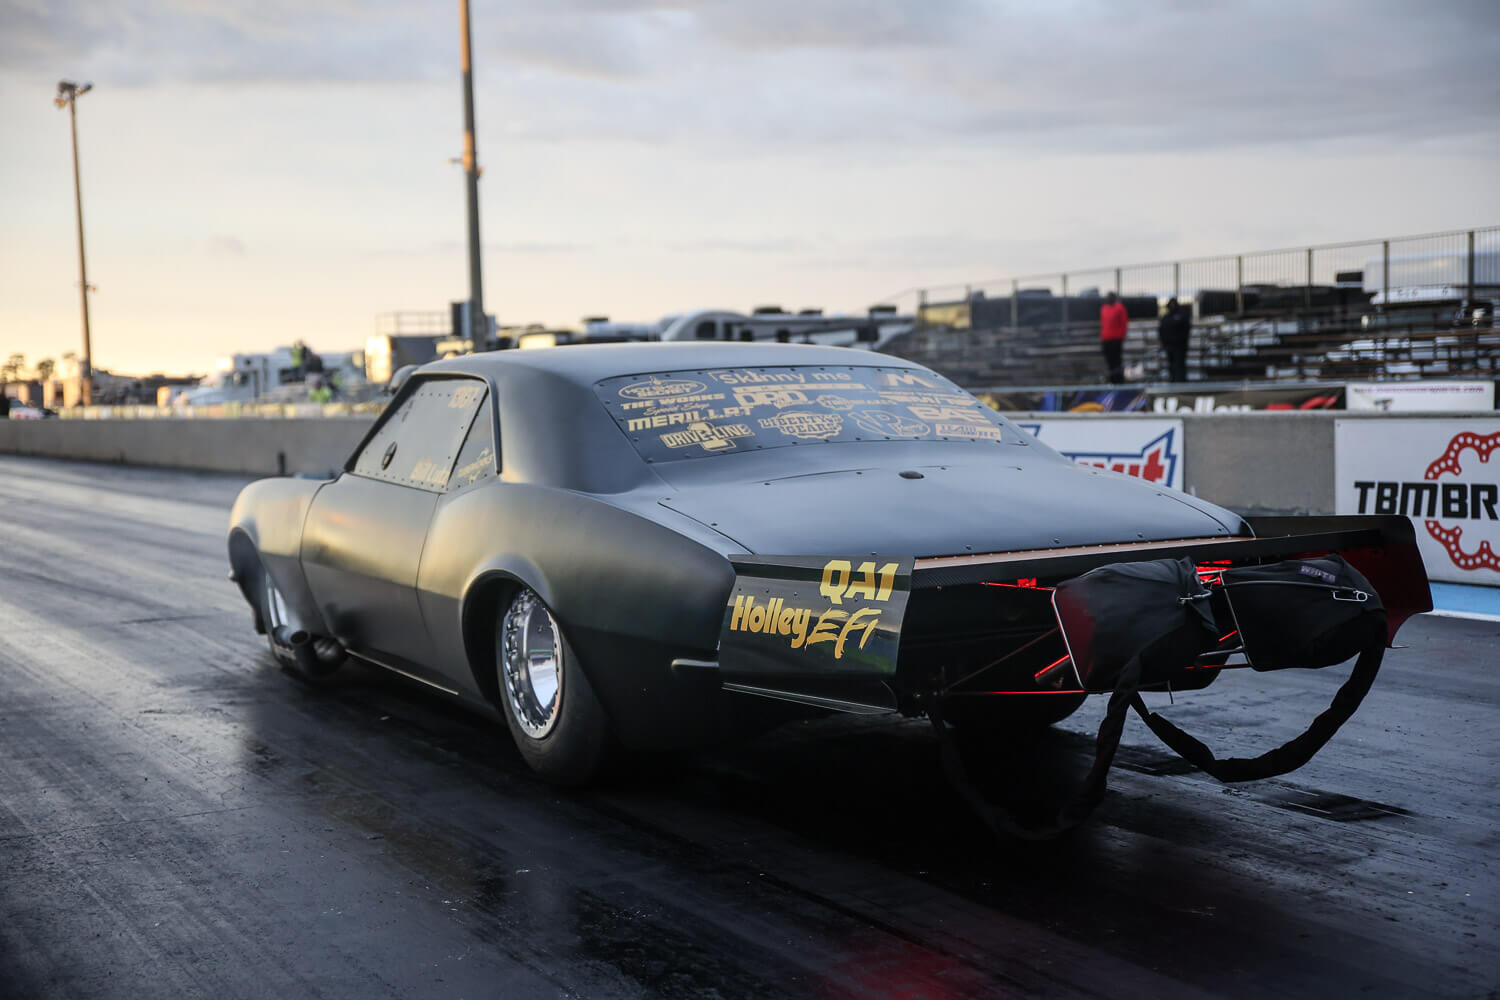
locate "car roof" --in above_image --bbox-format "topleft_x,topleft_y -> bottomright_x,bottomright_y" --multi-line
418,342 -> 927,385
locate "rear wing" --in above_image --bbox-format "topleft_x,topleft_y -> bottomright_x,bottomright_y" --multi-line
715,515 -> 1431,713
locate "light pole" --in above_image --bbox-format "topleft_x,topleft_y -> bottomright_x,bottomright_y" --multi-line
55,80 -> 94,405
458,0 -> 486,348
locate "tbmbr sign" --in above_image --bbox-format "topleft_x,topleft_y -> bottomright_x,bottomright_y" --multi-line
1335,419 -> 1500,585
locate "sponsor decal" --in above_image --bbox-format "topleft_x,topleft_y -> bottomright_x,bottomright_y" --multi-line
879,372 -> 939,388
452,446 -> 494,487
934,421 -> 1004,440
661,421 -> 753,452
1336,419 -> 1500,584
850,409 -> 930,437
877,391 -> 977,406
734,387 -> 810,409
907,404 -> 984,423
618,376 -> 707,400
619,392 -> 725,412
815,393 -> 861,411
408,457 -> 451,489
725,559 -> 903,661
597,366 -> 1007,463
448,384 -> 485,410
759,410 -> 843,440
625,407 -> 750,431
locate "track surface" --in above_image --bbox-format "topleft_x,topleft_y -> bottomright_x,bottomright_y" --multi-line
0,455 -> 1495,999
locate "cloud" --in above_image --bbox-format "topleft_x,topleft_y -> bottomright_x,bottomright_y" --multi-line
2,0 -> 1495,153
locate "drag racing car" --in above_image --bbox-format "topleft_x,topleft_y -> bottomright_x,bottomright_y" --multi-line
228,344 -> 1431,827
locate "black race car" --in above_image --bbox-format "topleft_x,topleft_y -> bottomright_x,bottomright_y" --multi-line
228,343 -> 1430,818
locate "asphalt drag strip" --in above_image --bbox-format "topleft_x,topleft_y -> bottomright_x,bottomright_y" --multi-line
0,456 -> 1495,999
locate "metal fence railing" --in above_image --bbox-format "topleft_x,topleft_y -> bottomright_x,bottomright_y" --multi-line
886,226 -> 1500,325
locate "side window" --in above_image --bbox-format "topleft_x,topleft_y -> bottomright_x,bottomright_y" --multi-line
448,398 -> 497,491
350,377 -> 487,491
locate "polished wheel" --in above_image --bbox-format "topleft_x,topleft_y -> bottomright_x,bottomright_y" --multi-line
493,586 -> 612,785
499,589 -> 564,739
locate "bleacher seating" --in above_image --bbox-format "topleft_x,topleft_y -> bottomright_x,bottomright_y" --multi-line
883,310 -> 1499,387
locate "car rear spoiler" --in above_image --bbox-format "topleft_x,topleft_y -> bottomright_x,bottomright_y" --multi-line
714,515 -> 1431,713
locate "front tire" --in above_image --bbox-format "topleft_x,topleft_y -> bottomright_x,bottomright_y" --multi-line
496,588 -> 611,785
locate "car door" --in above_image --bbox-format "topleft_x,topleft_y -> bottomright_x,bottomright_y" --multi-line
414,387 -> 500,697
301,376 -> 488,670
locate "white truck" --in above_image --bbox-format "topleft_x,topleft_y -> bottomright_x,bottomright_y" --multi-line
175,348 -> 363,406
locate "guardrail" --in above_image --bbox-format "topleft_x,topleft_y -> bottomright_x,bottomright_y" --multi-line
886,225 -> 1500,318
56,401 -> 387,420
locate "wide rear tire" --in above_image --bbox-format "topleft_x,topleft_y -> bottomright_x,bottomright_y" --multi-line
495,587 -> 612,785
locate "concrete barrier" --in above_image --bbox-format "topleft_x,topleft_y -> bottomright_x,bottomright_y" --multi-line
0,409 -> 1493,516
0,417 -> 374,477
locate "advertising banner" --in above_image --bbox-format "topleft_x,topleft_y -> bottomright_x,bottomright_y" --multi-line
978,388 -> 1147,412
1148,384 -> 1344,413
1345,381 -> 1495,412
1018,418 -> 1185,491
1335,419 -> 1500,586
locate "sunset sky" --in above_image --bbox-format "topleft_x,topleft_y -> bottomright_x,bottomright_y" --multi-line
3,0 -> 1498,375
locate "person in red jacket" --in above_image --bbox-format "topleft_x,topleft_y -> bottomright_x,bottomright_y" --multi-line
1099,292 -> 1129,384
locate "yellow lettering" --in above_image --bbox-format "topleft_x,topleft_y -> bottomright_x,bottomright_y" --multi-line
820,559 -> 851,605
834,608 -> 881,659
845,561 -> 878,601
803,608 -> 847,648
730,595 -> 747,631
789,608 -> 812,647
876,562 -> 898,601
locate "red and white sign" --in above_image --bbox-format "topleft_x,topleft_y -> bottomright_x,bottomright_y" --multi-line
1019,418 -> 1185,491
1335,418 -> 1500,585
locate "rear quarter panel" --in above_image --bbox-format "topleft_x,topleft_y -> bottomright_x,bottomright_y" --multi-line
416,481 -> 737,743
227,476 -> 329,634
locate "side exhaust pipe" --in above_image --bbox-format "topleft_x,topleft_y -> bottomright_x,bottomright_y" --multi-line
273,624 -> 310,647
273,623 -> 339,677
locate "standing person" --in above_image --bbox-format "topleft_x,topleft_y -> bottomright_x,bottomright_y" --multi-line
1157,297 -> 1192,383
1099,292 -> 1128,384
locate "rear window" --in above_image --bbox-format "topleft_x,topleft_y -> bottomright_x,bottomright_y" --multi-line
594,365 -> 1009,462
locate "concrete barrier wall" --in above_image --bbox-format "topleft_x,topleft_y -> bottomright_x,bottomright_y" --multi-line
0,410 -> 1491,514
0,417 -> 374,478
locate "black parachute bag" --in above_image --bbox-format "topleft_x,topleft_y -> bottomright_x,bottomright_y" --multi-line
1050,557 -> 1219,691
1130,554 -> 1389,784
930,558 -> 1220,839
931,555 -> 1391,838
1220,554 -> 1386,671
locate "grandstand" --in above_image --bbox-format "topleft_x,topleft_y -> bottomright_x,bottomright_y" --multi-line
881,227 -> 1499,387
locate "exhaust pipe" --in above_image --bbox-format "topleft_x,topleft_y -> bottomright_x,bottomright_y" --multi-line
273,624 -> 310,647
273,623 -> 340,677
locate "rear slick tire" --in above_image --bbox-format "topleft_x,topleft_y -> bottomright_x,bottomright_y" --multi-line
495,587 -> 611,785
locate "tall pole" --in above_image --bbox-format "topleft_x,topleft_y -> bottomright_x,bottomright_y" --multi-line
57,81 -> 94,405
458,0 -> 486,347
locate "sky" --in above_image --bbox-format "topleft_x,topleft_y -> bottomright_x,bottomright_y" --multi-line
2,0 -> 1498,375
